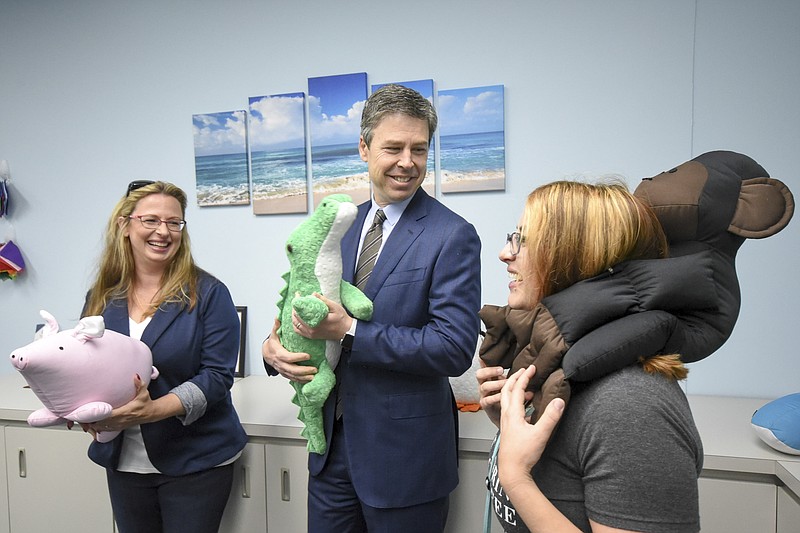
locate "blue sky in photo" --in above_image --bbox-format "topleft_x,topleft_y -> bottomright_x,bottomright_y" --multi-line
192,111 -> 247,156
372,79 -> 434,100
307,72 -> 368,147
437,85 -> 505,136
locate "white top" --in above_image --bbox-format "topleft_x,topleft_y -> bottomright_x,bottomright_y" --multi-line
117,316 -> 241,473
117,317 -> 159,473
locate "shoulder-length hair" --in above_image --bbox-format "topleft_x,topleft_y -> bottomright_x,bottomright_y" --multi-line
83,181 -> 199,318
521,179 -> 668,304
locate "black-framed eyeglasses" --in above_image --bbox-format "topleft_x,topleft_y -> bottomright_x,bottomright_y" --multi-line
128,215 -> 186,233
126,180 -> 155,197
506,231 -> 522,256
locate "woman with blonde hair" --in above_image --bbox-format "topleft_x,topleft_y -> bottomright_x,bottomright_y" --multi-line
81,180 -> 247,533
478,180 -> 702,532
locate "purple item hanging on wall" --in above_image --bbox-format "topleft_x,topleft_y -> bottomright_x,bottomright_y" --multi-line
0,240 -> 25,278
0,179 -> 8,218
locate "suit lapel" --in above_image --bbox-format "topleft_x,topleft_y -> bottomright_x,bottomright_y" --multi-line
103,300 -> 130,335
100,293 -> 184,348
140,301 -> 183,348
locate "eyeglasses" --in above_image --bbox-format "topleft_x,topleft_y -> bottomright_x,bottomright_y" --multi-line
506,231 -> 522,256
126,180 -> 155,197
128,215 -> 186,232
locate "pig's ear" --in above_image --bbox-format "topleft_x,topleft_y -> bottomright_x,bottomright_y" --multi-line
38,310 -> 60,338
73,316 -> 106,343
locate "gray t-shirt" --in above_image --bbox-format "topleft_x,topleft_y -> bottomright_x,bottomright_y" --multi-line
488,365 -> 703,532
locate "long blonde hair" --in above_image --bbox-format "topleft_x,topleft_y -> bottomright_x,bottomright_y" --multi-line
83,181 -> 199,318
522,179 -> 686,379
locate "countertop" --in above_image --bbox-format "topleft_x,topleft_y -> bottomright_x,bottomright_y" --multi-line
2,372 -> 798,490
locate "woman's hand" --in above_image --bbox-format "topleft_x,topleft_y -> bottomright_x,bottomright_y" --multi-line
86,373 -> 187,441
476,360 -> 507,428
498,365 -> 565,492
88,374 -> 151,436
83,374 -> 149,439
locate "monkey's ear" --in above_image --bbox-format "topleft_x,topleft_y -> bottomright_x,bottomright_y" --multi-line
729,177 -> 794,239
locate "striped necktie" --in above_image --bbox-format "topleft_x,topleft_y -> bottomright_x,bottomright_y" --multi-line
354,209 -> 386,290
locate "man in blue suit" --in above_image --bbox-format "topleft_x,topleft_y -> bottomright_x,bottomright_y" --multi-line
263,84 -> 482,532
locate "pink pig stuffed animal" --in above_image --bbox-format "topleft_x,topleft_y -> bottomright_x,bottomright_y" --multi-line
9,310 -> 159,443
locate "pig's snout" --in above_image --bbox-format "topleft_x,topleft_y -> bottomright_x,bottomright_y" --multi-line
9,352 -> 28,371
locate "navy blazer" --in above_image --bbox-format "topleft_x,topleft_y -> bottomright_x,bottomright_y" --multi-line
87,272 -> 247,476
309,189 -> 482,508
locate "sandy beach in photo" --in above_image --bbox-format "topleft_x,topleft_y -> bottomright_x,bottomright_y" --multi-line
440,169 -> 505,193
314,188 -> 372,207
311,171 -> 436,206
312,172 -> 371,207
253,193 -> 308,215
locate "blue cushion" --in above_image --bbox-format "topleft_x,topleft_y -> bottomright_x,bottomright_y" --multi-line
751,393 -> 800,455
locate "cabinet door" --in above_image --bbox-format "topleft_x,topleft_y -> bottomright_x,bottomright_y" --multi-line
446,451 -> 503,532
699,476 -> 777,533
265,440 -> 309,533
219,443 -> 267,533
0,426 -> 8,533
4,425 -> 114,533
777,486 -> 800,533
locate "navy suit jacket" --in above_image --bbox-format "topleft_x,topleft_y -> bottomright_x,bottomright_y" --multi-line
309,189 -> 482,508
87,272 -> 247,476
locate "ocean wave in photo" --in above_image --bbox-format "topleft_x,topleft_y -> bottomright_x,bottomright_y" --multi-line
311,142 -> 366,185
196,183 -> 250,206
440,131 -> 505,174
195,152 -> 250,206
314,172 -> 371,193
250,147 -> 309,200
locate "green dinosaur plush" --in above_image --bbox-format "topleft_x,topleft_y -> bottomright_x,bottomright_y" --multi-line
277,193 -> 373,454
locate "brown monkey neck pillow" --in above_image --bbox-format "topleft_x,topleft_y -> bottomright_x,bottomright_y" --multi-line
480,150 -> 794,421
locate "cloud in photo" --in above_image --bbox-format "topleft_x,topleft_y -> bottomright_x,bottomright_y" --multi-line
438,86 -> 504,136
307,95 -> 365,147
192,111 -> 247,156
248,94 -> 306,151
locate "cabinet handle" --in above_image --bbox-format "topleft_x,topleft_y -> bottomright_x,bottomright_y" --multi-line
18,448 -> 26,478
240,464 -> 250,499
281,468 -> 291,501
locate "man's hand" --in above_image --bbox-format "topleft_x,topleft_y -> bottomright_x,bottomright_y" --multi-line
262,318 -> 317,383
292,293 -> 352,342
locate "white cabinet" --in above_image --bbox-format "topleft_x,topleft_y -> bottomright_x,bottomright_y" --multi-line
778,486 -> 800,533
1,376 -> 799,533
220,442 -> 267,533
698,475 -> 777,533
446,451 -> 502,533
265,440 -> 309,533
4,425 -> 114,533
0,426 -> 8,533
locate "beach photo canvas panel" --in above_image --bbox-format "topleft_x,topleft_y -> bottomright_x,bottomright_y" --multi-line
248,92 -> 309,215
438,84 -> 506,194
308,72 -> 369,208
371,79 -> 436,197
192,110 -> 250,206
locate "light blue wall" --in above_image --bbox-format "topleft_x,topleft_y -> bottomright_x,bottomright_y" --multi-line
1,0 -> 797,398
